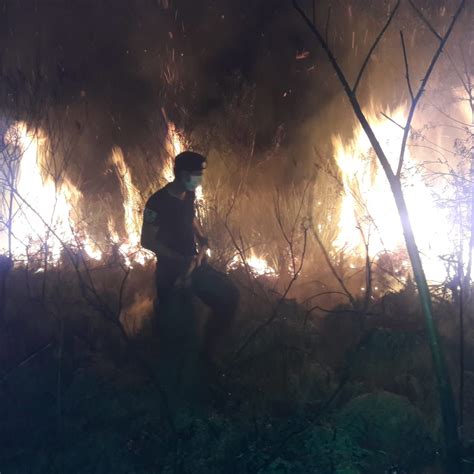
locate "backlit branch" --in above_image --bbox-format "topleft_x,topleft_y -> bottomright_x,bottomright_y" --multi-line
292,0 -> 467,463
292,0 -> 396,183
408,0 -> 442,41
400,31 -> 414,101
396,0 -> 467,178
310,226 -> 356,308
353,0 -> 401,94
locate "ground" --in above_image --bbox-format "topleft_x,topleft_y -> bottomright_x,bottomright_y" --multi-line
1,266 -> 474,473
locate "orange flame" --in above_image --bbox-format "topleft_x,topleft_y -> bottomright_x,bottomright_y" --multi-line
0,123 -> 83,262
332,107 -> 453,281
109,147 -> 152,266
228,251 -> 277,277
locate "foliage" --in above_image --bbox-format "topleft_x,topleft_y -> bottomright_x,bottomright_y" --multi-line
2,267 -> 462,473
336,392 -> 435,472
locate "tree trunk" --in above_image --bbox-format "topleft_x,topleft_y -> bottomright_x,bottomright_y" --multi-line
292,0 -> 464,463
0,256 -> 10,328
389,177 -> 459,462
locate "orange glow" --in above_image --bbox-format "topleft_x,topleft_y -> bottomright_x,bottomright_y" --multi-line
163,121 -> 183,183
0,123 -> 82,261
228,251 -> 277,276
332,107 -> 453,281
0,121 -> 213,270
109,147 -> 152,266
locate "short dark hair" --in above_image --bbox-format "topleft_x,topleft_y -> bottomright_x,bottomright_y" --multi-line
174,151 -> 207,177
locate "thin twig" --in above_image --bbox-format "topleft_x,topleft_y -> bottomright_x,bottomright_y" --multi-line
9,187 -> 177,436
446,49 -> 470,96
381,111 -> 405,130
360,226 -> 373,314
424,98 -> 473,127
400,31 -> 414,101
1,342 -> 53,383
293,0 -> 466,459
408,0 -> 442,41
292,0 -> 396,182
231,225 -> 308,365
311,227 -> 356,308
396,0 -> 467,178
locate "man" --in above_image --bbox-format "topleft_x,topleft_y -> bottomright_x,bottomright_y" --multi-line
140,151 -> 239,366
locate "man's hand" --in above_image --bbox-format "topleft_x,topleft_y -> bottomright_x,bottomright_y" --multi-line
197,244 -> 209,266
174,243 -> 209,288
175,255 -> 201,288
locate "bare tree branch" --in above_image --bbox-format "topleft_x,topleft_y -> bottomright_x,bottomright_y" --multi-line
408,0 -> 442,41
231,228 -> 308,364
445,48 -> 471,96
1,342 -> 53,383
381,111 -> 405,130
292,0 -> 396,183
396,0 -> 466,178
293,0 -> 467,462
400,31 -> 414,101
424,98 -> 473,127
230,205 -> 309,365
353,0 -> 401,94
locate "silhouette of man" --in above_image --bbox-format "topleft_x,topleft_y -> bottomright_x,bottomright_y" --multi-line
141,151 -> 239,366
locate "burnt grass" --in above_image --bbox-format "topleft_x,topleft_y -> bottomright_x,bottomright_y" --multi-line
1,263 -> 474,474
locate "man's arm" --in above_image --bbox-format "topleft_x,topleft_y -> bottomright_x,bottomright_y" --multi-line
140,222 -> 187,261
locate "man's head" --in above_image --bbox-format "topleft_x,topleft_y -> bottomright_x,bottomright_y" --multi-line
173,151 -> 207,191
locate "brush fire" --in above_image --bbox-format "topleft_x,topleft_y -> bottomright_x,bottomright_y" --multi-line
0,1 -> 473,472
1,101 -> 470,284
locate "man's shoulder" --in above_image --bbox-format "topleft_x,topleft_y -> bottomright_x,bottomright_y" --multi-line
145,185 -> 170,210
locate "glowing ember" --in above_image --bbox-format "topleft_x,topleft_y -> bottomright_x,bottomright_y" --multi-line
163,121 -> 184,183
332,107 -> 453,281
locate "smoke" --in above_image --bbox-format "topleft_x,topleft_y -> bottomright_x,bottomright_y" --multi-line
0,0 -> 470,277
0,1 -> 468,160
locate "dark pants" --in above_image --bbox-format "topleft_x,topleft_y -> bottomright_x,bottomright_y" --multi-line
155,261 -> 239,360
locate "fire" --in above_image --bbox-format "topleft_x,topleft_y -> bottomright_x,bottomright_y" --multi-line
0,122 -> 83,262
332,107 -> 453,281
2,111 -> 464,285
163,121 -> 183,183
229,251 -> 277,277
162,124 -> 273,274
246,254 -> 277,276
0,121 -> 197,268
0,123 -> 153,267
109,147 -> 151,266
0,120 -> 291,280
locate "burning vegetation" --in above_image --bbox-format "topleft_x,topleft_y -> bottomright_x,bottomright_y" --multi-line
0,0 -> 473,473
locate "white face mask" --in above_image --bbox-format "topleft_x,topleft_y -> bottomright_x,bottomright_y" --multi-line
184,174 -> 202,191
